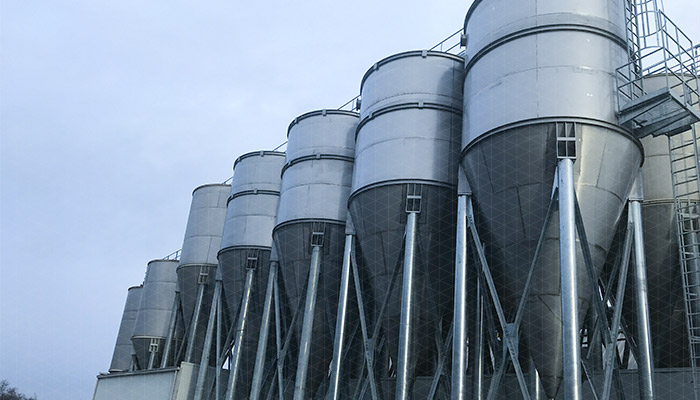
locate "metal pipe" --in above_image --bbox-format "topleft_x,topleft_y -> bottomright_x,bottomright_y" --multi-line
396,211 -> 418,400
529,358 -> 543,400
472,276 -> 485,400
558,158 -> 582,400
225,267 -> 256,400
630,200 -> 656,400
273,270 -> 285,400
452,194 -> 469,400
328,234 -> 354,400
194,280 -> 222,400
160,293 -> 180,368
250,262 -> 279,400
293,245 -> 323,400
216,286 -> 222,400
186,282 -> 207,363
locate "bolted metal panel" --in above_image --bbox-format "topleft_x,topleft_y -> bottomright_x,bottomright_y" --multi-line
276,110 -> 359,226
359,50 -> 464,118
349,50 -> 463,397
460,1 -> 641,397
462,0 -> 627,147
221,151 -> 285,251
176,183 -> 229,365
131,259 -> 179,369
178,184 -> 230,267
273,109 -> 358,398
109,285 -> 143,373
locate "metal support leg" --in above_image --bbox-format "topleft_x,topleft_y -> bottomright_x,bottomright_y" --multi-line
350,247 -> 381,400
529,358 -> 543,400
195,280 -> 222,400
328,234 -> 354,400
161,293 -> 180,368
630,200 -> 655,400
274,268 -> 285,400
452,194 -> 469,400
396,211 -> 418,400
225,267 -> 256,400
472,277 -> 485,400
602,214 -> 634,400
250,261 -> 279,400
186,282 -> 207,363
294,245 -> 323,400
558,158 -> 582,400
147,339 -> 158,370
216,287 -> 222,400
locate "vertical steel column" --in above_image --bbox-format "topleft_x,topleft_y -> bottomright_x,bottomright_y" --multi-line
629,175 -> 655,400
529,358 -> 543,400
195,280 -> 222,400
186,281 -> 207,362
160,293 -> 180,368
147,339 -> 158,369
273,271 -> 285,400
472,277 -> 485,400
328,230 -> 354,400
225,267 -> 256,400
250,260 -> 279,400
452,189 -> 469,400
294,245 -> 323,400
396,211 -> 418,400
558,158 -> 582,400
216,286 -> 222,400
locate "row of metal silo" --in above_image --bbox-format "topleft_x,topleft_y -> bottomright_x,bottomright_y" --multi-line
101,0 -> 700,399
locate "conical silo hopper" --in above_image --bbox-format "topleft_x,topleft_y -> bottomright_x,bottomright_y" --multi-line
109,285 -> 142,372
131,259 -> 179,369
349,50 -> 463,398
273,109 -> 358,399
218,150 -> 285,398
176,183 -> 229,364
460,0 -> 643,397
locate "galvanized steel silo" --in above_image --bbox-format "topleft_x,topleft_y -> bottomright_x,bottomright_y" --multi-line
273,109 -> 358,399
219,151 -> 285,398
131,259 -> 179,369
460,0 -> 643,397
350,50 -> 463,398
109,285 -> 143,372
176,183 -> 230,364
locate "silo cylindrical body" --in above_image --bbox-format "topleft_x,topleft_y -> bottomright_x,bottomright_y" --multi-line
460,1 -> 643,396
218,150 -> 285,396
109,285 -> 143,372
619,75 -> 699,368
131,259 -> 179,369
176,183 -> 229,364
349,50 -> 463,388
273,109 -> 358,398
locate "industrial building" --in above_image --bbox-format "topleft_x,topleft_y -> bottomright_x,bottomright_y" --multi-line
92,0 -> 700,399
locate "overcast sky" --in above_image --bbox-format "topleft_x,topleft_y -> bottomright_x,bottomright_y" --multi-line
1,1 -> 699,399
